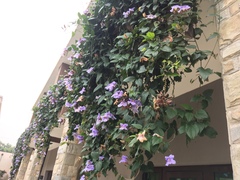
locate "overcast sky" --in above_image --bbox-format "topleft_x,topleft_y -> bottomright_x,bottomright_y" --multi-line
0,0 -> 90,145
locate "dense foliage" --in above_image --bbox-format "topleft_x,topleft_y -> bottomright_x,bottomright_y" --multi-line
10,0 -> 220,179
64,0 -> 218,179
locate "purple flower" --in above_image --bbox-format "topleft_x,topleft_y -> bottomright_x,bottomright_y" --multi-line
129,7 -> 135,12
64,77 -> 73,91
96,113 -> 102,125
112,90 -> 123,99
68,70 -> 74,76
79,87 -> 86,94
67,56 -> 73,61
73,52 -> 81,59
73,132 -> 84,144
123,7 -> 135,18
170,5 -> 190,13
77,37 -> 87,46
63,135 -> 68,141
123,11 -> 130,18
74,124 -> 80,130
105,81 -> 117,91
180,5 -> 191,11
165,154 -> 176,166
119,155 -> 128,163
128,99 -> 142,113
101,111 -> 116,122
99,156 -> 104,160
146,14 -> 157,19
87,67 -> 94,74
65,101 -> 76,108
74,106 -> 86,112
89,125 -> 98,137
80,175 -> 85,180
119,123 -> 128,130
83,160 -> 94,172
83,9 -> 89,15
118,100 -> 128,107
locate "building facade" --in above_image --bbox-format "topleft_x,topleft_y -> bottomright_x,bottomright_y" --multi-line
14,0 -> 240,179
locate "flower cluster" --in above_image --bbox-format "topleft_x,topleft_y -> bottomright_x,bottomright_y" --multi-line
123,7 -> 135,18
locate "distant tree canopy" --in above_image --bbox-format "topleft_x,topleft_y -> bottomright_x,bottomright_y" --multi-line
0,141 -> 15,153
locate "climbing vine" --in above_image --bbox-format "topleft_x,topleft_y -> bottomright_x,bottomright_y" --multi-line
64,0 -> 219,179
10,0 -> 220,179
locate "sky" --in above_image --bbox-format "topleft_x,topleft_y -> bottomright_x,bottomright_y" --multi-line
0,0 -> 91,146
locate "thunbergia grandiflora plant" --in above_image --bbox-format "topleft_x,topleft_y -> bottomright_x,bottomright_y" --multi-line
63,0 -> 219,179
9,81 -> 66,179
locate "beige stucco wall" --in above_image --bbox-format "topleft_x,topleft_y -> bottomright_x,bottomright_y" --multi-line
0,151 -> 13,177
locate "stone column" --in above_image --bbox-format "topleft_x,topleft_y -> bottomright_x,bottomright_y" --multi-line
217,0 -> 240,178
52,118 -> 82,180
23,149 -> 44,180
15,149 -> 33,180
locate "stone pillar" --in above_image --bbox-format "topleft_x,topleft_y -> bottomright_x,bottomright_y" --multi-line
52,118 -> 82,180
15,149 -> 33,180
217,0 -> 240,178
23,149 -> 44,180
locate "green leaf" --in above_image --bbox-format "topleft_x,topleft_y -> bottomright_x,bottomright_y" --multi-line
132,124 -> 142,129
178,125 -> 186,134
93,84 -> 103,92
195,109 -> 208,119
95,161 -> 102,171
181,104 -> 193,111
123,76 -> 135,83
91,151 -> 99,160
146,32 -> 155,40
142,141 -> 151,152
96,73 -> 102,83
139,27 -> 150,33
185,112 -> 194,122
207,32 -> 219,41
167,127 -> 175,139
161,46 -> 172,52
165,107 -> 177,119
128,137 -> 138,147
203,89 -> 213,98
203,126 -> 218,138
190,94 -> 202,102
152,136 -> 162,146
97,96 -> 105,105
135,79 -> 143,87
186,124 -> 199,139
141,91 -> 149,104
137,65 -> 147,73
197,67 -> 213,81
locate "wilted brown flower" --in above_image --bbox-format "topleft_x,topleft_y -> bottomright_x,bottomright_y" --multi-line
153,91 -> 173,110
140,56 -> 149,62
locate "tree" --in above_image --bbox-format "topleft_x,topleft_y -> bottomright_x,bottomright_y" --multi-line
0,141 -> 15,153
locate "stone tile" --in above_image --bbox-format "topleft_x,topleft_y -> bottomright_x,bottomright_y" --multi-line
231,143 -> 240,177
219,12 -> 240,45
229,1 -> 240,15
52,175 -> 70,180
223,60 -> 234,74
223,71 -> 240,107
63,154 -> 75,166
221,39 -> 240,59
